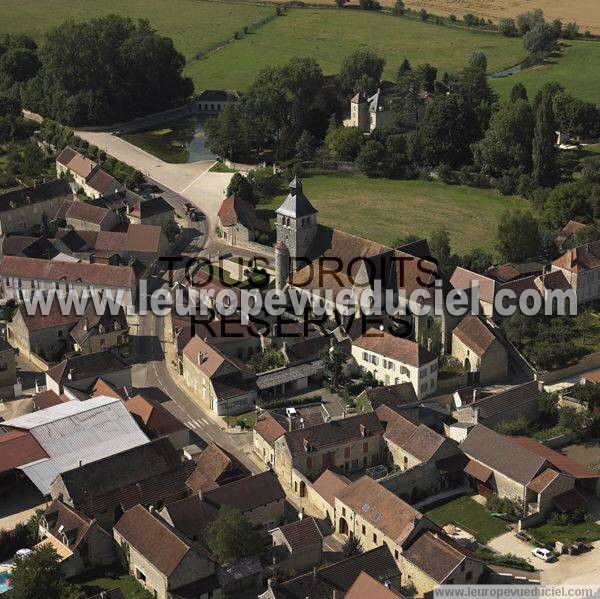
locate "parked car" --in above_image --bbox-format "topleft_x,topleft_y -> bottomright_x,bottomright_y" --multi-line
532,547 -> 555,562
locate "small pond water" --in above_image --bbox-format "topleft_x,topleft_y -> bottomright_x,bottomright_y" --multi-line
487,62 -> 528,79
0,571 -> 10,594
120,115 -> 216,164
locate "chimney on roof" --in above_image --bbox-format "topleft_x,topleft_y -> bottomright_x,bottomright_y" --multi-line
68,368 -> 73,380
83,317 -> 88,332
427,337 -> 432,352
567,248 -> 576,270
300,417 -> 305,429
332,590 -> 338,599
299,507 -> 305,520
472,389 -> 478,403
303,438 -> 311,452
78,459 -> 82,468
149,505 -> 155,513
360,423 -> 366,437
197,352 -> 206,365
313,566 -> 318,579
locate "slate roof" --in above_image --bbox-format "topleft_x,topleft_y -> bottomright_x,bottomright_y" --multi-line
202,470 -> 284,512
336,476 -> 424,545
403,531 -> 475,584
0,179 -> 72,213
463,381 -> 541,421
276,178 -> 318,219
311,469 -> 350,508
0,430 -> 48,474
130,195 -> 174,219
453,315 -> 497,356
277,517 -> 322,552
354,328 -> 437,367
0,256 -> 135,288
282,412 -> 383,457
460,425 -> 546,486
114,505 -> 212,577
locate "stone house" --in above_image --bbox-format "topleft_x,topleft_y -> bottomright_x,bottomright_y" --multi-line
38,499 -> 116,578
185,441 -> 247,493
253,411 -> 287,467
269,516 -> 323,577
259,545 -> 400,599
400,530 -> 485,594
197,89 -> 239,113
334,476 -> 437,559
56,147 -> 123,199
181,335 -> 257,416
451,315 -> 508,384
127,195 -> 175,228
272,412 -> 385,490
346,571 -> 404,599
44,350 -> 131,395
346,82 -> 399,134
352,328 -> 438,400
0,235 -> 58,260
356,382 -> 418,414
309,469 -> 350,522
217,194 -> 269,246
158,495 -> 218,543
7,302 -> 80,361
200,470 -> 285,529
0,255 -> 137,307
64,200 -> 118,231
460,425 -> 599,517
0,337 -> 17,390
0,179 -> 73,236
375,405 -> 458,472
70,303 -> 130,356
113,505 -> 219,599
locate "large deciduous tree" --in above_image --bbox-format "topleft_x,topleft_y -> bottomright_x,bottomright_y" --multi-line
337,49 -> 385,96
496,209 -> 541,262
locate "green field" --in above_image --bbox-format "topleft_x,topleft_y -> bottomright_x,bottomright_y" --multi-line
258,174 -> 524,254
424,496 -> 509,544
490,41 -> 600,106
189,8 -> 527,90
0,0 -> 272,77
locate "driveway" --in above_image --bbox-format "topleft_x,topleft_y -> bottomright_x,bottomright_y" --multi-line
488,532 -> 600,584
75,131 -> 234,236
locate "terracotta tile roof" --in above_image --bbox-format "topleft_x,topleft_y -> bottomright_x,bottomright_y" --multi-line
401,424 -> 447,462
451,267 -> 496,305
360,383 -> 418,411
336,476 -> 424,545
1,235 -> 57,259
94,224 -> 163,254
561,220 -> 587,236
114,505 -> 212,577
254,412 -> 286,447
312,469 -> 350,508
277,517 -> 322,552
55,229 -> 98,252
33,390 -> 68,410
56,147 -> 97,179
376,404 -> 418,443
453,315 -> 497,356
124,394 -> 186,438
90,377 -> 128,400
485,262 -> 542,284
464,459 -> 492,483
283,413 -> 384,457
538,270 -> 571,291
460,425 -> 546,485
0,256 -> 135,288
554,241 -> 600,273
42,499 -> 99,551
185,442 -> 246,492
15,301 -> 80,332
403,531 -> 473,584
583,369 -> 600,384
354,328 -> 437,367
202,470 -> 285,512
182,336 -> 231,378
527,468 -> 561,493
66,201 -> 110,225
86,169 -> 121,195
345,571 -> 403,599
0,430 -> 48,473
510,436 -> 600,479
0,179 -> 73,216
217,195 -> 269,232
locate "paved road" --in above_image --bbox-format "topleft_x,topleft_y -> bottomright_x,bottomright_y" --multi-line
75,131 -> 234,237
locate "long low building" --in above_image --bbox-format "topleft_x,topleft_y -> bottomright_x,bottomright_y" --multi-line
0,255 -> 137,306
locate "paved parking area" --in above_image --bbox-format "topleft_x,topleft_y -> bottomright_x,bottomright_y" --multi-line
488,532 -> 600,584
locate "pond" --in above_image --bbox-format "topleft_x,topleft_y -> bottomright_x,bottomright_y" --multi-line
0,571 -> 10,594
120,115 -> 217,164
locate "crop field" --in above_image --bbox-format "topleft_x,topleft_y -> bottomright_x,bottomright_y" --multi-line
258,174 -> 524,254
189,7 -> 526,90
490,41 -> 600,106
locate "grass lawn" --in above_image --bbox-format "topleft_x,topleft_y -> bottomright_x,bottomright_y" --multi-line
70,567 -> 151,599
190,8 -> 527,90
530,520 -> 600,546
257,174 -> 524,254
0,0 -> 272,85
490,41 -> 600,106
424,496 -> 509,543
225,410 -> 257,429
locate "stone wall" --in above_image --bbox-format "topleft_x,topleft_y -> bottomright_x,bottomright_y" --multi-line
379,462 -> 442,502
539,351 -> 600,384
